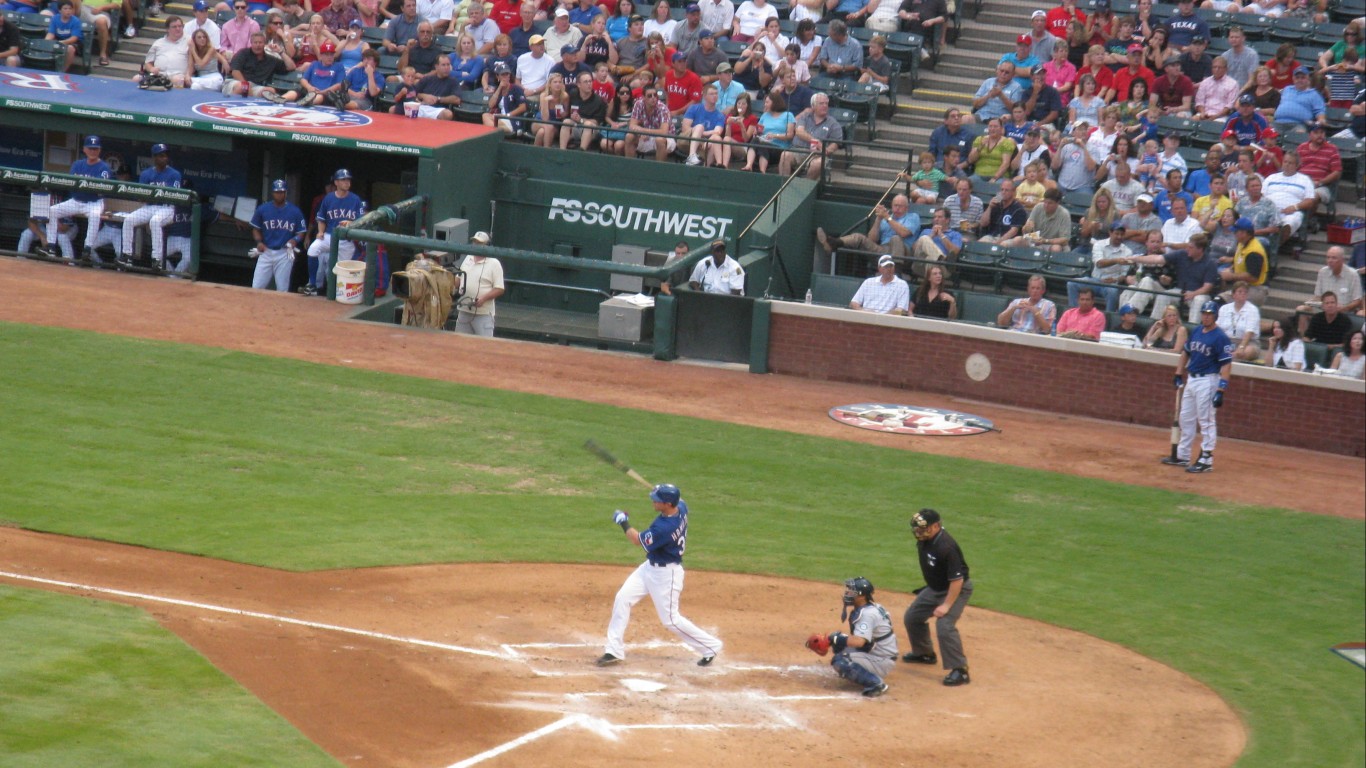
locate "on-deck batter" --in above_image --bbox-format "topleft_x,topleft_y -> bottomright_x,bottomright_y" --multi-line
1163,301 -> 1233,474
598,483 -> 723,667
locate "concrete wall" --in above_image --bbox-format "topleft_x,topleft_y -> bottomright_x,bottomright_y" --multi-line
766,303 -> 1366,457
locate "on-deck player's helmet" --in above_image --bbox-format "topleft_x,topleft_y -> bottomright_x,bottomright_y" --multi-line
843,577 -> 874,605
1201,301 -> 1219,315
649,483 -> 681,505
333,168 -> 353,181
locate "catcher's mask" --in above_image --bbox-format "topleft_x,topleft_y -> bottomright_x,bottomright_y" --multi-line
843,577 -> 874,605
911,508 -> 941,541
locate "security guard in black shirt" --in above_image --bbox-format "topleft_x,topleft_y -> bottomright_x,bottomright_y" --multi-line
903,508 -> 973,686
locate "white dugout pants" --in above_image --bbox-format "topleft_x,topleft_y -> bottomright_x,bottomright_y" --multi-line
165,235 -> 192,273
18,225 -> 74,259
1178,373 -> 1219,462
252,246 -> 294,291
47,199 -> 103,251
604,561 -> 722,661
307,234 -> 355,288
122,204 -> 175,264
90,224 -> 123,262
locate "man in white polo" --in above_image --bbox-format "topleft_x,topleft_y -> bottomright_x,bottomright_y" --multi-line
456,231 -> 506,337
688,240 -> 745,295
850,254 -> 910,315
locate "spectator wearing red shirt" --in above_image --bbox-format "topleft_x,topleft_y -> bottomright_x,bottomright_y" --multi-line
1296,123 -> 1343,208
488,0 -> 523,32
1045,0 -> 1085,39
1152,58 -> 1194,115
663,51 -> 702,115
1056,286 -> 1107,340
1077,44 -> 1114,101
1111,44 -> 1154,107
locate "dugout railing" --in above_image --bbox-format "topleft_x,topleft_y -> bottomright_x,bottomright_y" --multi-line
0,165 -> 204,277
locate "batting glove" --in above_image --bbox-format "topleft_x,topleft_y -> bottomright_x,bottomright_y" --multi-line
612,510 -> 628,526
1173,375 -> 1184,389
1213,390 -> 1224,408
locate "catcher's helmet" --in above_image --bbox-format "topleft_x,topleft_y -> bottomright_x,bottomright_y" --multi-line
649,483 -> 681,506
843,576 -> 874,605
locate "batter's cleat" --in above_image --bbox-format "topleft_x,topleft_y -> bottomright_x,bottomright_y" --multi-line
297,284 -> 317,296
901,652 -> 937,664
697,655 -> 715,667
595,653 -> 622,667
943,668 -> 970,686
861,683 -> 889,698
1185,460 -> 1213,473
1160,456 -> 1189,467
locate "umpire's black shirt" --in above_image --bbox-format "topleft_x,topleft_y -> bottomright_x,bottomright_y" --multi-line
918,530 -> 969,591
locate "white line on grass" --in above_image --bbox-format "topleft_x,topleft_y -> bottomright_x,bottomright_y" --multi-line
0,570 -> 507,659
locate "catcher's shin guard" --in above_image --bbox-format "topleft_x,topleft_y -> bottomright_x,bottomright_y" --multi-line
831,653 -> 883,689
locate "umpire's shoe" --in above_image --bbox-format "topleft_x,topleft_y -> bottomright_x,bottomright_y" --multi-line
901,652 -> 937,664
595,653 -> 622,667
861,683 -> 889,698
943,668 -> 970,686
1160,456 -> 1189,467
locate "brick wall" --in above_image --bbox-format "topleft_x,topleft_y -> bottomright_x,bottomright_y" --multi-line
767,304 -> 1366,457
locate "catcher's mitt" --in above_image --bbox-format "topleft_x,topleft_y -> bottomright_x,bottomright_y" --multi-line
805,633 -> 830,656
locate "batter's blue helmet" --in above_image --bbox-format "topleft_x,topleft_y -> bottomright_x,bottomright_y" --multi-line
333,168 -> 353,181
1201,301 -> 1218,314
151,143 -> 169,155
650,483 -> 680,505
271,179 -> 287,192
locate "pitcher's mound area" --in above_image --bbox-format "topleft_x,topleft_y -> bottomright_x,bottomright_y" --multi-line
1,529 -> 1243,768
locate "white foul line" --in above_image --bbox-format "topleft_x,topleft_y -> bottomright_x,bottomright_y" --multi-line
0,570 -> 506,659
443,715 -> 585,768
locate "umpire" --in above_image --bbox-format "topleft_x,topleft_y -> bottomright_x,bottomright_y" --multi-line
903,508 -> 973,686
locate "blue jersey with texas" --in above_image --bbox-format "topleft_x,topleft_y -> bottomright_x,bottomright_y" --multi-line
639,499 -> 688,566
315,191 -> 366,233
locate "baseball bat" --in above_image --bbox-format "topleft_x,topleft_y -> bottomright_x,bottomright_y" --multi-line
583,440 -> 653,489
1168,384 -> 1184,461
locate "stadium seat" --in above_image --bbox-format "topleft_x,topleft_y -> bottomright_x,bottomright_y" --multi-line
452,87 -> 489,121
958,290 -> 1011,325
20,38 -> 65,71
809,273 -> 865,306
835,81 -> 881,140
362,26 -> 387,47
14,12 -> 48,37
1269,16 -> 1314,42
957,241 -> 1003,289
1000,247 -> 1047,289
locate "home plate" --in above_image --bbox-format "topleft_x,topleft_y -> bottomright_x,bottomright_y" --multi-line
620,679 -> 667,692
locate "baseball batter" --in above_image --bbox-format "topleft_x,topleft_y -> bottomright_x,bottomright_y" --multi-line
45,135 -> 112,261
827,577 -> 898,697
120,143 -> 182,268
598,483 -> 723,667
1163,301 -> 1233,474
304,168 -> 367,296
904,508 -> 973,686
251,179 -> 308,291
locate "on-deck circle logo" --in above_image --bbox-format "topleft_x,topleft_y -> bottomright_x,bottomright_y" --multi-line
828,404 -> 997,436
193,100 -> 371,128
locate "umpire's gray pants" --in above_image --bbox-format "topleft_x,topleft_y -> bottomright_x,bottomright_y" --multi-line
904,579 -> 973,671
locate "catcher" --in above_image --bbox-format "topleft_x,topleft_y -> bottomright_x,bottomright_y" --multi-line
805,577 -> 898,697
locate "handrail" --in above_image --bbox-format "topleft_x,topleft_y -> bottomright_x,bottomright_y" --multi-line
505,278 -> 612,300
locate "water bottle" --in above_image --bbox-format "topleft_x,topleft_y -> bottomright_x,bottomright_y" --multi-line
804,288 -> 813,304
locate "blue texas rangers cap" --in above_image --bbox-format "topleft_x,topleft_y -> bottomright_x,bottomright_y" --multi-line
271,179 -> 288,192
1233,217 -> 1255,232
84,135 -> 101,148
1119,304 -> 1137,315
192,0 -> 207,10
1201,301 -> 1218,314
650,483 -> 681,505
151,143 -> 169,155
333,168 -> 353,180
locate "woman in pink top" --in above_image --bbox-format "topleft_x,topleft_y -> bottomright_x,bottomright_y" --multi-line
1042,41 -> 1077,105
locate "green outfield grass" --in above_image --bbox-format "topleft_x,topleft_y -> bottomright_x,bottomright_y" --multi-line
0,321 -> 1362,768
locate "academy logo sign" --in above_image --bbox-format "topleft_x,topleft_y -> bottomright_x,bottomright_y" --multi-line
828,404 -> 998,437
193,101 -> 372,129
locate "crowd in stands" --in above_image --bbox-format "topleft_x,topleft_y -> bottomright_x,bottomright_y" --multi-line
827,0 -> 1364,376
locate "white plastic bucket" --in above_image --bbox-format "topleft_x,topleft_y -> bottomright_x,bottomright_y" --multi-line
332,259 -> 366,304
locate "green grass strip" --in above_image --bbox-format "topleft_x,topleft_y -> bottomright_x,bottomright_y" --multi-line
0,321 -> 1361,767
0,586 -> 337,767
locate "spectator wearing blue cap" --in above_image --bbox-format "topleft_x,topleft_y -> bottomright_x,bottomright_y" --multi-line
43,137 -> 111,262
670,2 -> 704,55
120,144 -> 183,270
1218,217 -> 1269,304
250,180 -> 308,292
186,0 -> 222,48
550,42 -> 592,80
1273,66 -> 1327,128
685,28 -> 727,81
1111,303 -> 1144,339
